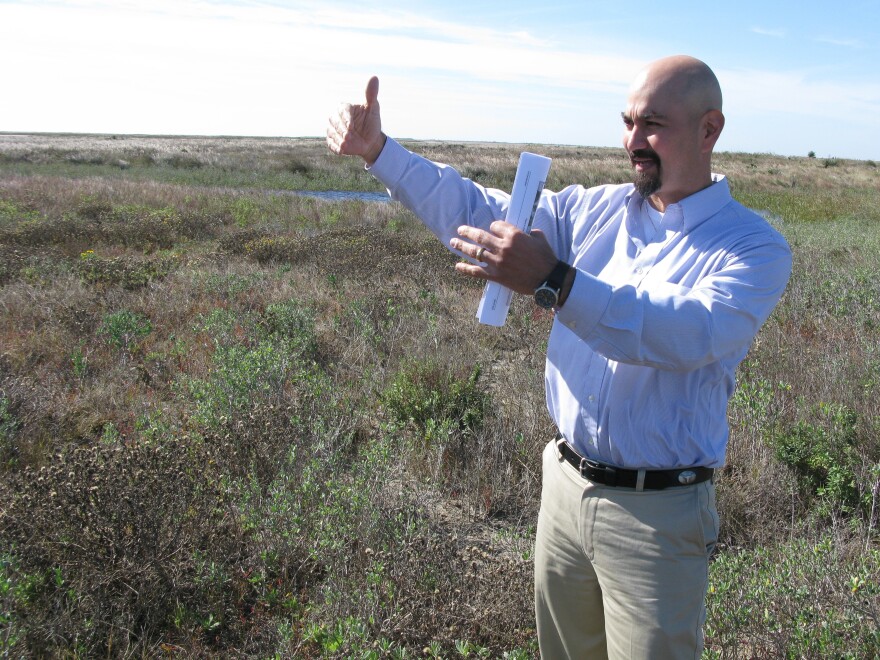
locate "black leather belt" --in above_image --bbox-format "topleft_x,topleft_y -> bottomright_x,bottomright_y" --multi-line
556,437 -> 713,490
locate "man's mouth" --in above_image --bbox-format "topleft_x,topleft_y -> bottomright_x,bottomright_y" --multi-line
630,150 -> 660,171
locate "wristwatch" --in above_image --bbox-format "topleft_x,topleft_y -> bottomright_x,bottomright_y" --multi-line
534,260 -> 571,309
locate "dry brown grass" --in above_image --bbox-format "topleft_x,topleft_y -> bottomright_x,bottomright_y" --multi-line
1,135 -> 878,657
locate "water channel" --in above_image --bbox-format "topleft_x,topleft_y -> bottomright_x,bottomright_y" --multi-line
289,190 -> 391,203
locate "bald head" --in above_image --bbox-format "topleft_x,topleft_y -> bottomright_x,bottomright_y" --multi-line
631,55 -> 722,120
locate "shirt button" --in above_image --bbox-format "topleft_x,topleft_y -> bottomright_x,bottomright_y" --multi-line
588,395 -> 595,402
636,267 -> 644,274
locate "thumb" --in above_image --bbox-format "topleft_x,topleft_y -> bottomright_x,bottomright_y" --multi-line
365,76 -> 380,109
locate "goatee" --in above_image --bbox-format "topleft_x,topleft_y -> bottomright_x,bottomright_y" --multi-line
630,149 -> 661,198
634,169 -> 661,198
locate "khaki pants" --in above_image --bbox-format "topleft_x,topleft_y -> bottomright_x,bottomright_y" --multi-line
534,439 -> 719,659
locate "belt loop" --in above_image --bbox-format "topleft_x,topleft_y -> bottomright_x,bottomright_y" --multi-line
635,469 -> 646,492
555,434 -> 566,460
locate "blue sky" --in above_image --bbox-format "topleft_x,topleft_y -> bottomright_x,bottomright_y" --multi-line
1,0 -> 878,160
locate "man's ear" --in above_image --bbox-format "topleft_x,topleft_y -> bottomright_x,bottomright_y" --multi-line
701,110 -> 725,153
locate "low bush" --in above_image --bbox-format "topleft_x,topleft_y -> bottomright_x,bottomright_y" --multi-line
78,250 -> 179,289
384,360 -> 489,444
772,404 -> 862,510
706,530 -> 880,658
0,439 -> 241,656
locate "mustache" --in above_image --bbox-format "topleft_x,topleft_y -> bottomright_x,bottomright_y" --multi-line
629,149 -> 660,164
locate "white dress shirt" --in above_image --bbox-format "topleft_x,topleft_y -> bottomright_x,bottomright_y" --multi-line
369,138 -> 792,469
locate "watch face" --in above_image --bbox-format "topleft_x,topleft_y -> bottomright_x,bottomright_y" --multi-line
534,285 -> 558,309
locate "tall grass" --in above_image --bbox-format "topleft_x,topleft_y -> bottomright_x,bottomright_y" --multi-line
1,134 -> 878,657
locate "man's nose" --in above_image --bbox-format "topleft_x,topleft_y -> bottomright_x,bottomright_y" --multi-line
624,125 -> 647,153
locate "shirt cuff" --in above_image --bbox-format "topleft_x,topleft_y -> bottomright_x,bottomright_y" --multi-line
365,137 -> 410,190
554,268 -> 613,335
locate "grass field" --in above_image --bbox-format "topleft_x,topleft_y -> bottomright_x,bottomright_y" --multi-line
1,133 -> 878,658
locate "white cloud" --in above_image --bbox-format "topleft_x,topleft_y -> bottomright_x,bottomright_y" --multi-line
0,0 -> 642,137
815,36 -> 864,48
750,26 -> 787,38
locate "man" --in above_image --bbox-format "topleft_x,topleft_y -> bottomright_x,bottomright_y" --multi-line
327,55 -> 791,659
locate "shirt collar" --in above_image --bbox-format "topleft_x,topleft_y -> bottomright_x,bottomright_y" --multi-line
624,174 -> 732,233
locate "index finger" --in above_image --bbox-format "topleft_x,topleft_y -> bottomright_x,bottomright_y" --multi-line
489,220 -> 519,235
456,224 -> 499,246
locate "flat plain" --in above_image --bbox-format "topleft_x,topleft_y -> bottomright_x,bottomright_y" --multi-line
1,133 -> 878,658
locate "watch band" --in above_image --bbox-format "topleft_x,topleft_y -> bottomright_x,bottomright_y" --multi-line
534,260 -> 571,309
543,260 -> 570,292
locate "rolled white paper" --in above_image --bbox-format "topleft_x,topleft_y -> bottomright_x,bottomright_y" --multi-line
476,152 -> 552,326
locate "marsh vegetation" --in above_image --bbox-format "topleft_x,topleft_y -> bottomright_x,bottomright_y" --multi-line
1,133 -> 879,657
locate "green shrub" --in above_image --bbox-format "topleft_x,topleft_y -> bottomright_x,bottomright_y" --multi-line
187,339 -> 315,426
383,361 -> 489,444
230,197 -> 263,228
97,309 -> 152,353
706,532 -> 880,657
185,302 -> 324,447
201,271 -> 265,300
0,199 -> 42,226
78,250 -> 178,289
196,307 -> 242,346
771,403 -> 864,514
261,298 -> 317,355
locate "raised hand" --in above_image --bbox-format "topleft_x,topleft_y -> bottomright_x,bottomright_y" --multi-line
326,76 -> 386,164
